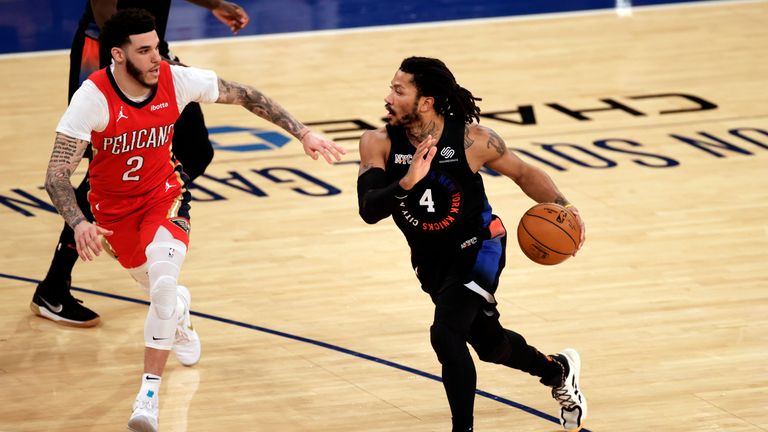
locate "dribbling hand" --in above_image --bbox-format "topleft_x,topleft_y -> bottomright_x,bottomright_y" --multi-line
566,206 -> 586,255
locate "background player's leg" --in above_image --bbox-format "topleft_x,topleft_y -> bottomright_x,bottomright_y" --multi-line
30,174 -> 100,327
171,102 -> 213,181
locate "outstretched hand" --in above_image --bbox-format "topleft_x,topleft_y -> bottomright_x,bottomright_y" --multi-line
301,131 -> 347,164
399,135 -> 438,190
211,1 -> 250,33
73,221 -> 113,261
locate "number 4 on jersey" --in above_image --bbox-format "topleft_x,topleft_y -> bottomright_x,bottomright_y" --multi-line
419,188 -> 435,213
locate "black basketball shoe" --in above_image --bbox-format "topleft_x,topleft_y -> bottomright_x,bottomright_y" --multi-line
30,279 -> 100,328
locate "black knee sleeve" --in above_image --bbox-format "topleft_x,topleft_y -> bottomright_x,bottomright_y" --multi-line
474,336 -> 513,364
471,325 -> 529,365
430,321 -> 469,365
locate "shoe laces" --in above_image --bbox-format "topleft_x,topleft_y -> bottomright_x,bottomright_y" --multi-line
552,381 -> 578,409
175,325 -> 193,343
175,311 -> 194,344
64,294 -> 85,306
134,396 -> 158,412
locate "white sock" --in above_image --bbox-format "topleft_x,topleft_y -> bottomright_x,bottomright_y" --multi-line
138,373 -> 162,400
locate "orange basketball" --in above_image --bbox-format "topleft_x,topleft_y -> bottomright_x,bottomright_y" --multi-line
517,203 -> 581,265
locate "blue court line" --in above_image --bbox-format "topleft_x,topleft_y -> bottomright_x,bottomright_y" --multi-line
2,271 -> 591,431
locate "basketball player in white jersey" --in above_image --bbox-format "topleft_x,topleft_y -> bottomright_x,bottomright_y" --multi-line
43,8 -> 344,431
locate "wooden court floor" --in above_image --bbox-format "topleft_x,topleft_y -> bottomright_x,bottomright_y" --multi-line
1,1 -> 767,431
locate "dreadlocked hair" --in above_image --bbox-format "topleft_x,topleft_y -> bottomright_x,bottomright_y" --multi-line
399,56 -> 482,125
100,8 -> 156,50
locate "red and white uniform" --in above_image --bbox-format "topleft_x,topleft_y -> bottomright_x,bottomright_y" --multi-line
57,61 -> 219,268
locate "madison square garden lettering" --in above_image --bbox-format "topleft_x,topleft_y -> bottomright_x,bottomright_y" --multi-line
3,92 -> 768,217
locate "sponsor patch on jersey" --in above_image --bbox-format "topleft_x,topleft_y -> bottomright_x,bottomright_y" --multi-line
170,217 -> 191,234
150,102 -> 169,111
394,153 -> 413,164
460,236 -> 478,249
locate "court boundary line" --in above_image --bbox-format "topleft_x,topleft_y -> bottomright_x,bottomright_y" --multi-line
0,0 -> 760,60
1,271 -> 592,431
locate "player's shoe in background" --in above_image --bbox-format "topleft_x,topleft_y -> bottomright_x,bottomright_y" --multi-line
30,279 -> 100,327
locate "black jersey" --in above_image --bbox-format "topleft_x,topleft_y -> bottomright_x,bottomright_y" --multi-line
385,119 -> 494,292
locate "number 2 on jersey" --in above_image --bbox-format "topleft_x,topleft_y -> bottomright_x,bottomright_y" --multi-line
122,156 -> 143,181
419,188 -> 435,213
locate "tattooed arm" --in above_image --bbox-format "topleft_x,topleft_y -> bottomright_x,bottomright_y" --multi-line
216,78 -> 345,163
44,133 -> 112,260
470,124 -> 585,249
45,133 -> 89,229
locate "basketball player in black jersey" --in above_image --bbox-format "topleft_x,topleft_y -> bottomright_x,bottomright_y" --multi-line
357,57 -> 588,432
30,0 -> 248,327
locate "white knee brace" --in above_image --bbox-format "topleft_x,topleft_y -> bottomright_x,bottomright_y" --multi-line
147,241 -> 185,320
143,228 -> 187,350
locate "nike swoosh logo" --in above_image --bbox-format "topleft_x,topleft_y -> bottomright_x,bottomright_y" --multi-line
41,297 -> 63,313
152,336 -> 169,340
145,377 -> 160,381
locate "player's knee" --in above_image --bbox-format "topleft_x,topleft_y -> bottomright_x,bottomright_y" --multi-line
475,342 -> 511,364
473,329 -> 522,364
150,275 -> 177,320
430,322 -> 464,364
145,238 -> 186,320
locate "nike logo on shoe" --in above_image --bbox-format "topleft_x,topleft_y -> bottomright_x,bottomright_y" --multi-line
152,336 -> 169,340
41,297 -> 63,313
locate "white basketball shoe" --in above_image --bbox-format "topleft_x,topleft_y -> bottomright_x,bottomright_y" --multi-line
173,286 -> 201,366
551,348 -> 587,431
128,389 -> 159,432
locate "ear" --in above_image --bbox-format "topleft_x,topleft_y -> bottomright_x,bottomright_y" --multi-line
111,47 -> 125,63
419,96 -> 435,112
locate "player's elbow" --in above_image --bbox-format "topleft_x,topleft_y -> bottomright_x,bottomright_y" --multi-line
358,206 -> 384,224
43,175 -> 57,198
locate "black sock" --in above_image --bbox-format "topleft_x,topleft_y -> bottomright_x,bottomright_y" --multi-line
39,240 -> 78,299
451,416 -> 474,431
539,354 -> 569,387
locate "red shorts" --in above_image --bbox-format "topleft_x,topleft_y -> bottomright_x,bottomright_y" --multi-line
90,180 -> 192,269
